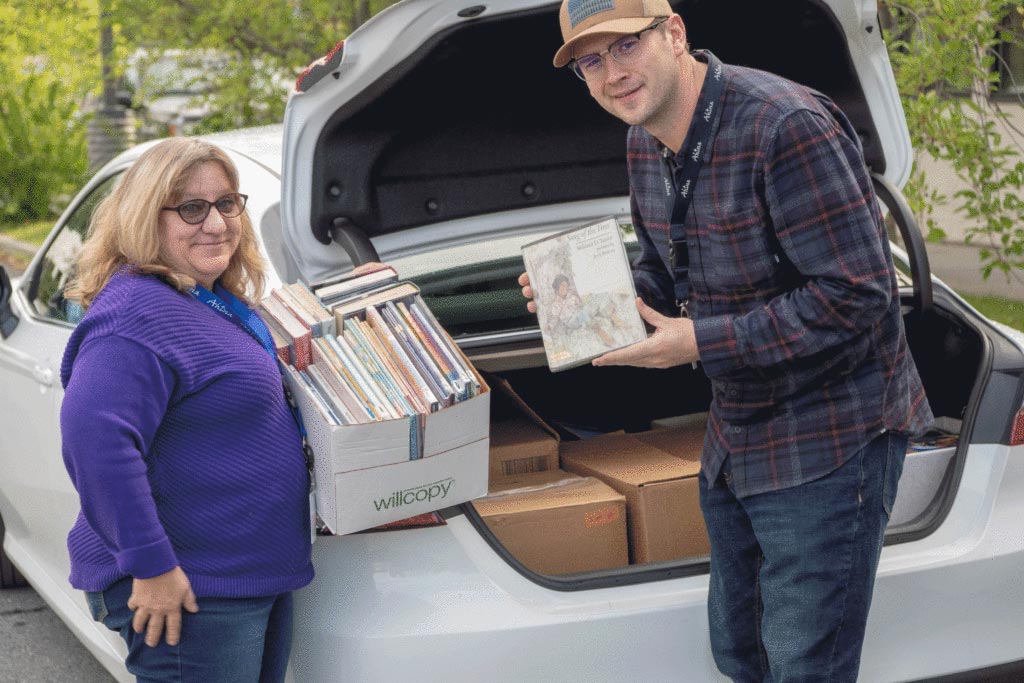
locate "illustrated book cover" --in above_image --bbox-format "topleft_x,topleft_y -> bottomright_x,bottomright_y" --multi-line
521,217 -> 647,372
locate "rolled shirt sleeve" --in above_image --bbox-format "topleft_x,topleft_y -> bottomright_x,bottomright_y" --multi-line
60,335 -> 180,579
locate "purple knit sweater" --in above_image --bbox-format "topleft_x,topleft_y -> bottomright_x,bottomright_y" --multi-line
60,272 -> 313,597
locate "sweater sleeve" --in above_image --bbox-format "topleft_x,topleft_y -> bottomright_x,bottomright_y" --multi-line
60,335 -> 179,579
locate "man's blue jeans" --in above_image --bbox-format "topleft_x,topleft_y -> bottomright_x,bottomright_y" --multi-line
698,430 -> 907,683
85,577 -> 293,682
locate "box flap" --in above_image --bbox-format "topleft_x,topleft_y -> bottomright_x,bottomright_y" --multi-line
475,472 -> 624,516
486,467 -> 575,494
489,375 -> 560,443
560,432 -> 700,486
632,423 -> 706,474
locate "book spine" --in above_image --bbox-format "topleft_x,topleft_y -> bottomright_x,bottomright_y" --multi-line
343,316 -> 415,418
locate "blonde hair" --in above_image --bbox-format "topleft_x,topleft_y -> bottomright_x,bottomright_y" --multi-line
66,137 -> 265,309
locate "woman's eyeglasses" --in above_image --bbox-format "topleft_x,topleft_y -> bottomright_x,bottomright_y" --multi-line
161,193 -> 248,225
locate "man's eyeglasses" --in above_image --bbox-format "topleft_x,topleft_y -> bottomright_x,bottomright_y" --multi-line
570,17 -> 668,82
162,193 -> 248,225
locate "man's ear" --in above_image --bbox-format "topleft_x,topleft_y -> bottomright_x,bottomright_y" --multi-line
666,15 -> 689,55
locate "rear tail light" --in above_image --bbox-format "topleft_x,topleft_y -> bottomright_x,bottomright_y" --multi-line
1011,407 -> 1024,447
295,41 -> 345,93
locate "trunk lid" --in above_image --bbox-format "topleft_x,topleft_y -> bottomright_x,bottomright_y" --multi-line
281,0 -> 911,283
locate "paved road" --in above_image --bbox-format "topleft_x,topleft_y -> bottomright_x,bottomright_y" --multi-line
0,586 -> 117,682
924,240 -> 1024,299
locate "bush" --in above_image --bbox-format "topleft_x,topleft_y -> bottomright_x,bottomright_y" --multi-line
0,70 -> 89,222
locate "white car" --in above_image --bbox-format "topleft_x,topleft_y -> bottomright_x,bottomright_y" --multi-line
3,1 -> 1024,681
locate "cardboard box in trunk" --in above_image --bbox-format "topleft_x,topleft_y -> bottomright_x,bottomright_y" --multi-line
487,377 -> 560,486
561,425 -> 709,564
473,470 -> 628,575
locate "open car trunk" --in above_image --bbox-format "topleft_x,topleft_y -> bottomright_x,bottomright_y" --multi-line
280,0 -> 993,587
405,260 -> 986,586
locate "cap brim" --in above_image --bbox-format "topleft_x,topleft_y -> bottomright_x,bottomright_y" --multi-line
552,17 -> 658,68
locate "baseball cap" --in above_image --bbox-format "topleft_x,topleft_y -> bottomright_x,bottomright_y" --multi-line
553,0 -> 673,68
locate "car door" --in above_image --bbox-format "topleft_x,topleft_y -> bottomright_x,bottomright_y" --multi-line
0,172 -> 121,589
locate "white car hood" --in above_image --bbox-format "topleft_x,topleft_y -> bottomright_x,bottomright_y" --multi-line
281,0 -> 910,283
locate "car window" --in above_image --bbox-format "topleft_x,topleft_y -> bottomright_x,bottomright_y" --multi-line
30,174 -> 121,324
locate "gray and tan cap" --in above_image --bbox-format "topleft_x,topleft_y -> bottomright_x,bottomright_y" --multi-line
553,0 -> 673,68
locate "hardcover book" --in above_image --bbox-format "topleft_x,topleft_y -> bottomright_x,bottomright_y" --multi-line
521,217 -> 647,372
259,296 -> 313,371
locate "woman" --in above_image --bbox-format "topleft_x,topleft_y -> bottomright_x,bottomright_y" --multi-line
60,137 -> 313,682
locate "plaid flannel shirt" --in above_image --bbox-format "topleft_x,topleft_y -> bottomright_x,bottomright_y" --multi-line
628,56 -> 933,497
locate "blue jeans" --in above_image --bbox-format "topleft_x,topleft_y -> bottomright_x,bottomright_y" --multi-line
698,430 -> 907,683
85,577 -> 293,683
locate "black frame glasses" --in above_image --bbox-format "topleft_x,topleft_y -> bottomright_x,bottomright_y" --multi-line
161,193 -> 249,225
569,17 -> 669,81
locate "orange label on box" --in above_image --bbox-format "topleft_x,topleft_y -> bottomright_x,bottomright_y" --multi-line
584,506 -> 621,528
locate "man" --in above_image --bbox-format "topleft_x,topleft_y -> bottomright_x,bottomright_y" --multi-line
518,0 -> 933,680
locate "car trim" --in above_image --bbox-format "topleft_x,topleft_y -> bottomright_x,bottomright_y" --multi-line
906,658 -> 1024,683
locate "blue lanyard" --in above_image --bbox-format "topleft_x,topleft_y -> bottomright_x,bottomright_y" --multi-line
189,283 -> 314,488
660,50 -> 726,308
191,283 -> 276,356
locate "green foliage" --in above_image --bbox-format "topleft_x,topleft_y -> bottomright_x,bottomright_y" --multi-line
962,293 -> 1024,330
0,69 -> 88,222
112,0 -> 402,133
882,0 -> 1024,282
0,218 -> 54,247
0,1 -> 96,222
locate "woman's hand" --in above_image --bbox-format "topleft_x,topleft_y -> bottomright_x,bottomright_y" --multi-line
128,566 -> 199,647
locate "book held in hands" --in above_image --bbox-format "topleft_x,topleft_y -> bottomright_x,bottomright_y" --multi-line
521,217 -> 648,372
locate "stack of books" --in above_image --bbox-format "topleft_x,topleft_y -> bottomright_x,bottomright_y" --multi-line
258,266 -> 481,435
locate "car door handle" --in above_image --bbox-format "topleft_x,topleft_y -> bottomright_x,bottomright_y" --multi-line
32,365 -> 54,387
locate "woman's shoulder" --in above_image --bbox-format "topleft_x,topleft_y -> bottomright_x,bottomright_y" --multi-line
73,272 -> 194,346
62,272 -> 199,385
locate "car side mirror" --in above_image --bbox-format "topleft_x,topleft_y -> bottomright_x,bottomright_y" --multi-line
0,266 -> 20,338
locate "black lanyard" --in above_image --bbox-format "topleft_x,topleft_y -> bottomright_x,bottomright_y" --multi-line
659,51 -> 725,307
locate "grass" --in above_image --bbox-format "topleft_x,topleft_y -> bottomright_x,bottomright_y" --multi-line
961,294 -> 1024,332
0,218 -> 53,246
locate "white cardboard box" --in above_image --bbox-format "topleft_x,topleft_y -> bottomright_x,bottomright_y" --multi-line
284,367 -> 490,534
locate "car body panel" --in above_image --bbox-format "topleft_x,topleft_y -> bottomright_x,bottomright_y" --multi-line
4,1 -> 1024,681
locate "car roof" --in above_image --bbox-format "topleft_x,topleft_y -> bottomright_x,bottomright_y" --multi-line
99,124 -> 284,177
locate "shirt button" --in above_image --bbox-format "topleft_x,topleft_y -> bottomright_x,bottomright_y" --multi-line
733,426 -> 743,434
728,388 -> 738,397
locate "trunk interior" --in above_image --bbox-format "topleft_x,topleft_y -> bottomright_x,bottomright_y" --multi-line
418,265 -> 986,585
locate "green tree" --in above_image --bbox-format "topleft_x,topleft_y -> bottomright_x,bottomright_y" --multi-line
882,0 -> 1024,282
0,1 -> 97,222
111,0 -> 401,133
